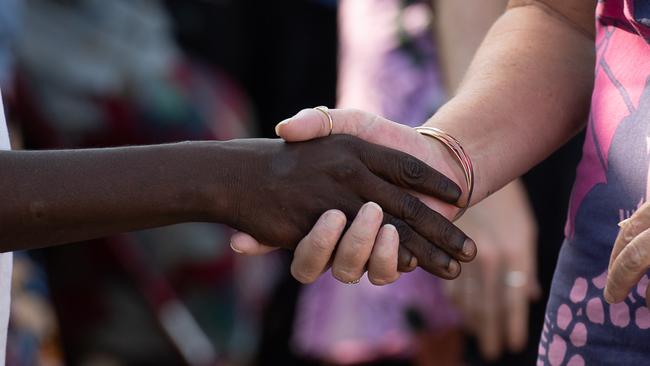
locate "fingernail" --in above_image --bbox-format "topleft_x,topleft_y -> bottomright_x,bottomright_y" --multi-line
275,119 -> 291,136
462,238 -> 476,258
324,210 -> 346,230
408,255 -> 418,270
604,289 -> 614,304
618,218 -> 631,228
360,202 -> 382,220
230,241 -> 244,254
448,259 -> 460,276
384,224 -> 398,237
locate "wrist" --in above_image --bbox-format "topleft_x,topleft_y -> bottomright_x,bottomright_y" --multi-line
175,140 -> 243,225
418,128 -> 472,209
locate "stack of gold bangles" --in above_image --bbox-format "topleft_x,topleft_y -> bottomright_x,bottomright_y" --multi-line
414,126 -> 474,221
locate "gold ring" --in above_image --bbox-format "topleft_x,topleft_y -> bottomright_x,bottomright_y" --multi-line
314,106 -> 334,136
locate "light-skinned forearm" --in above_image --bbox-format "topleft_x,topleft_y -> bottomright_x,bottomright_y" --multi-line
434,0 -> 508,94
424,4 -> 595,203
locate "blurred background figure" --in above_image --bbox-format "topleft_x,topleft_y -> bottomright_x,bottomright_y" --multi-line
0,0 -> 584,365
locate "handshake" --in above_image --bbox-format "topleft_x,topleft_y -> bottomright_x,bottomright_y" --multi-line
226,107 -> 476,285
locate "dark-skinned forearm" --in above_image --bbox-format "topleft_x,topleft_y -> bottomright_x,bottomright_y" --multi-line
0,141 -> 238,252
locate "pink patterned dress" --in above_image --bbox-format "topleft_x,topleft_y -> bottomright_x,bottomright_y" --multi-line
538,1 -> 650,365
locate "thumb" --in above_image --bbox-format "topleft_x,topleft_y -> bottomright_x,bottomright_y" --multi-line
275,108 -> 367,142
230,231 -> 278,256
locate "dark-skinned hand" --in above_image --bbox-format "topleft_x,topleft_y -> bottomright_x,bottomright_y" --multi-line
218,135 -> 475,279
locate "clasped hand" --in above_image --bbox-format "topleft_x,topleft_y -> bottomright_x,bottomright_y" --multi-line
228,108 -> 475,284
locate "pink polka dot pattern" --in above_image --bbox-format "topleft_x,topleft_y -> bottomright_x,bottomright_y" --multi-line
538,269 -> 650,365
570,278 -> 588,303
609,301 -> 630,327
569,323 -> 587,347
591,271 -> 607,290
566,354 -> 585,366
586,297 -> 605,325
635,306 -> 650,329
548,335 -> 567,366
557,304 -> 573,330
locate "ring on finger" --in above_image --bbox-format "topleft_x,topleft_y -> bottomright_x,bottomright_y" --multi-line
346,278 -> 361,285
314,106 -> 334,136
504,270 -> 527,288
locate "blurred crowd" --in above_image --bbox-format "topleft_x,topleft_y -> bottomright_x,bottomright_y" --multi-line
1,0 -> 583,365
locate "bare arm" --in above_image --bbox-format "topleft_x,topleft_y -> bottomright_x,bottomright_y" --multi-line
434,0 -> 509,93
0,142 -> 232,251
425,0 -> 596,203
0,136 -> 471,280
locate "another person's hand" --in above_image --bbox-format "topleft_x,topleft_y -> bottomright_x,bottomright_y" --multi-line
605,201 -> 650,308
444,180 -> 540,361
224,135 -> 474,280
231,108 -> 474,283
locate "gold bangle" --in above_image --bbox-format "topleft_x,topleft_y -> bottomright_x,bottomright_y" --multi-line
414,126 -> 474,221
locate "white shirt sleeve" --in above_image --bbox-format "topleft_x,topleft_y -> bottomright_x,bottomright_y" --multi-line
0,89 -> 15,366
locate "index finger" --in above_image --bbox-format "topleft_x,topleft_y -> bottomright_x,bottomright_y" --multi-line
359,142 -> 461,204
605,227 -> 650,303
610,202 -> 650,271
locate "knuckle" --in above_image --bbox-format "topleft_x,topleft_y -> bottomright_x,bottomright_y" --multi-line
346,229 -> 371,248
437,221 -> 458,246
422,245 -> 442,267
623,220 -> 640,242
622,244 -> 647,273
391,220 -> 414,244
308,234 -> 334,254
400,156 -> 426,183
290,265 -> 316,284
399,195 -> 425,223
331,163 -> 359,181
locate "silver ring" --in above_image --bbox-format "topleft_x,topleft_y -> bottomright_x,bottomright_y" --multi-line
504,270 -> 527,288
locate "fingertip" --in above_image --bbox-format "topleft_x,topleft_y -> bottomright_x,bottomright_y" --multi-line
321,209 -> 347,231
229,232 -> 276,256
462,238 -> 477,260
603,287 -> 617,304
447,259 -> 461,279
397,246 -> 417,272
230,241 -> 244,254
275,108 -> 319,141
444,181 -> 463,204
359,201 -> 383,222
381,224 -> 398,242
275,120 -> 290,136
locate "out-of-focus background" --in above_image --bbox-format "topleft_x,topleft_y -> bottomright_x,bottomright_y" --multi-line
0,0 -> 584,365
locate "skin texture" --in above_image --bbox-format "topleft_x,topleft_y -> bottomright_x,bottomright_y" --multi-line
436,0 -> 540,360
236,0 -> 596,289
0,136 -> 472,277
605,201 -> 650,309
